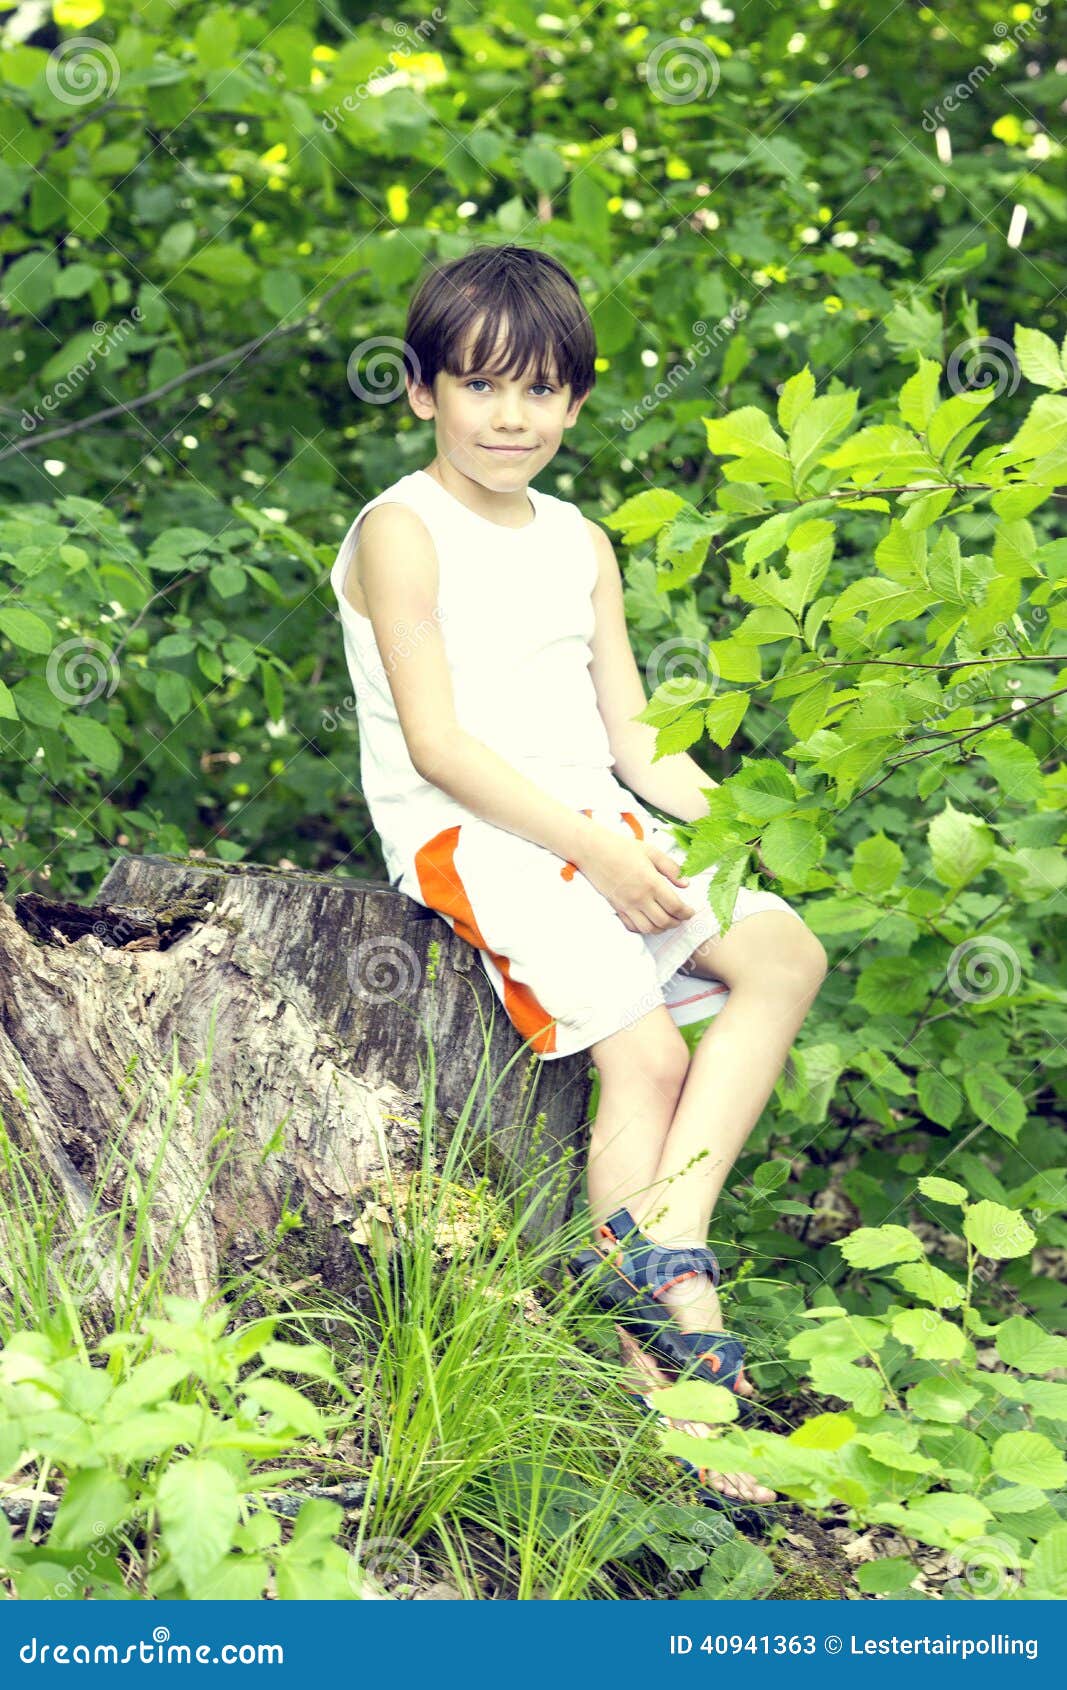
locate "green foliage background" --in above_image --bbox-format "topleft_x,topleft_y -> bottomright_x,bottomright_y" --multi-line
1,0 -> 1066,1595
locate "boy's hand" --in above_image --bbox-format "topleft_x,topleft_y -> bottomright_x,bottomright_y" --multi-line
577,831 -> 696,934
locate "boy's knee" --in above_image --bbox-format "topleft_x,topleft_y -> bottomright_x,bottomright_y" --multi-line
765,922 -> 829,994
594,1018 -> 690,1095
705,910 -> 827,992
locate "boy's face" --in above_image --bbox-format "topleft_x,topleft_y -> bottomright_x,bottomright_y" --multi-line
407,322 -> 588,488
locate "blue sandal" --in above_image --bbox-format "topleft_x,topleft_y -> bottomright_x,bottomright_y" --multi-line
567,1207 -> 754,1400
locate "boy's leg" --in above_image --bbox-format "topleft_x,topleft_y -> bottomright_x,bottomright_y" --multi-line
641,910 -> 828,1343
585,1007 -> 690,1227
586,973 -> 794,1510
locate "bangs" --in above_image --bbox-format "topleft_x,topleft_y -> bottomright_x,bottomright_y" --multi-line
444,296 -> 562,389
404,245 -> 596,400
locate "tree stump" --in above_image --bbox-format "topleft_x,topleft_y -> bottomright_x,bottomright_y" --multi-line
0,854 -> 593,1310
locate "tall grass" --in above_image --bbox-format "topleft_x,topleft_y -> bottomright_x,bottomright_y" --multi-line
0,988 -> 723,1599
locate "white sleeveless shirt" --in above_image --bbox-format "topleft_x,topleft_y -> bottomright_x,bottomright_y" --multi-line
328,468 -> 616,887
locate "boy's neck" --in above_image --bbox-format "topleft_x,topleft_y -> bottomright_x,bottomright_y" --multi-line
422,456 -> 536,530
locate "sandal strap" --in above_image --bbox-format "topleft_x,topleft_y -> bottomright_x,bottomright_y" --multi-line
665,1328 -> 747,1392
598,1208 -> 721,1293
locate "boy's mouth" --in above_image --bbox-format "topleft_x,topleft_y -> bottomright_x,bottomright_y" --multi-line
479,444 -> 536,455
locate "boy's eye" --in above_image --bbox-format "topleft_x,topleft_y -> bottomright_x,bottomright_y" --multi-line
465,379 -> 555,396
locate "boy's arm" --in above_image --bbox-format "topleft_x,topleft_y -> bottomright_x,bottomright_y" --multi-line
586,518 -> 719,824
355,502 -> 614,869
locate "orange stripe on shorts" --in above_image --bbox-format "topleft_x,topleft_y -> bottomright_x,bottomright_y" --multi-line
414,825 -> 559,1054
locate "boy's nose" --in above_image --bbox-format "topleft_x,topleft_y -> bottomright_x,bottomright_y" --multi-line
493,396 -> 526,427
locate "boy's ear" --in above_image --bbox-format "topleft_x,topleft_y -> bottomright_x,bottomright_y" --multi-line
564,389 -> 590,427
407,374 -> 436,419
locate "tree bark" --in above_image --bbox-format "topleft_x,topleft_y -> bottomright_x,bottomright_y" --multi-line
0,854 -> 592,1311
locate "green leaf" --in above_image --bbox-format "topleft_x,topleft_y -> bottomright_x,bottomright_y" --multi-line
963,1064 -> 1026,1142
0,607 -> 53,654
640,675 -> 707,727
696,1537 -> 776,1601
807,1358 -> 885,1417
854,1432 -> 938,1475
987,1484 -> 1047,1516
260,269 -> 305,320
656,710 -> 705,755
646,1381 -> 739,1423
751,1159 -> 791,1192
853,956 -> 929,1017
210,562 -> 246,598
154,632 -> 196,659
0,248 -> 59,315
155,669 -> 192,724
777,366 -> 816,435
62,714 -> 122,775
730,755 -> 795,804
520,140 -> 565,196
741,499 -> 835,565
838,1225 -> 925,1269
50,1469 -> 131,1551
995,1315 -> 1067,1374
759,816 -> 823,881
991,1431 -> 1067,1490
156,1459 -> 240,1593
926,388 -> 994,460
1015,325 -> 1067,391
790,1311 -> 886,1359
979,733 -> 1044,803
853,1048 -> 912,1101
1030,1524 -> 1067,1597
259,1340 -> 341,1384
917,1176 -> 968,1205
104,1354 -> 194,1418
705,407 -> 789,469
883,296 -> 942,360
1006,1380 -> 1067,1420
707,636 -> 761,683
850,832 -> 904,895
897,357 -> 941,430
963,1200 -> 1036,1260
704,690 -> 748,748
188,1554 -> 270,1600
604,488 -> 685,544
186,245 -> 259,289
916,1069 -> 963,1129
788,1413 -> 856,1451
568,171 -> 610,248
856,1557 -> 916,1594
891,1261 -> 965,1309
96,1405 -> 204,1461
195,11 -> 241,67
928,801 -> 995,889
242,1377 -> 326,1437
906,1375 -> 980,1422
891,1308 -> 965,1360
788,390 -> 859,487
869,1490 -> 992,1551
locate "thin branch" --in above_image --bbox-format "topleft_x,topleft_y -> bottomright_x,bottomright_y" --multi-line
850,680 -> 1067,803
0,270 -> 369,463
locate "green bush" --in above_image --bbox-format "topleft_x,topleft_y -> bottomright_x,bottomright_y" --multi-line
653,1177 -> 1067,1599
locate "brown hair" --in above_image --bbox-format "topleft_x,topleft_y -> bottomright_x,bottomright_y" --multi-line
403,245 -> 597,401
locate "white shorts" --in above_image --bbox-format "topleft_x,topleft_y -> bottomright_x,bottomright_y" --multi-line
397,785 -> 806,1063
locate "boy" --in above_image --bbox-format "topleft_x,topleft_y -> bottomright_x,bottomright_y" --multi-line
330,245 -> 828,1504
